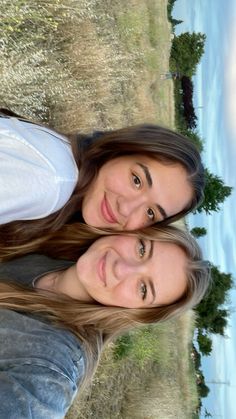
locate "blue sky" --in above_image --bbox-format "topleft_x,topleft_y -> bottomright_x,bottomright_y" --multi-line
173,1 -> 236,417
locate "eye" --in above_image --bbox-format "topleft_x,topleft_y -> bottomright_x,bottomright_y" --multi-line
146,208 -> 155,221
132,173 -> 141,189
138,239 -> 146,258
140,282 -> 147,300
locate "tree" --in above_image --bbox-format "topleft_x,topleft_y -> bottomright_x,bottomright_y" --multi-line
167,0 -> 177,21
208,310 -> 228,335
183,129 -> 204,152
170,32 -> 206,77
198,382 -> 210,398
171,18 -> 183,28
197,332 -> 212,356
181,76 -> 198,129
196,168 -> 233,214
196,265 -> 234,335
191,344 -> 202,369
191,227 -> 207,238
204,408 -> 212,418
196,371 -> 210,398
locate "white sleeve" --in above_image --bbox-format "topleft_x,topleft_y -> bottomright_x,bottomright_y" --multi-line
0,117 -> 78,224
0,136 -> 60,224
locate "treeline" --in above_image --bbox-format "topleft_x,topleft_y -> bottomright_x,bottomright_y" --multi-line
167,1 -> 234,417
191,260 -> 234,412
169,29 -> 232,216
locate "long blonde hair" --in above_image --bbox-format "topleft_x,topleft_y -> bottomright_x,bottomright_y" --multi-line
0,225 -> 210,387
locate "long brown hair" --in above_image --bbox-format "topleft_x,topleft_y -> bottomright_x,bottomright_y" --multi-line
0,225 -> 210,386
0,110 -> 205,248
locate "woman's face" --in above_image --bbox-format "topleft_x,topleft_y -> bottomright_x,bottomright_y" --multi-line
56,235 -> 187,309
82,155 -> 193,230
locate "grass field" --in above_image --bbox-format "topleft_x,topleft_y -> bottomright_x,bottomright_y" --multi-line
1,0 -> 199,418
1,0 -> 175,131
69,312 -> 198,419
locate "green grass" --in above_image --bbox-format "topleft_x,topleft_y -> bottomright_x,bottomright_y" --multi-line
147,2 -> 159,48
114,324 -> 171,367
116,10 -> 146,50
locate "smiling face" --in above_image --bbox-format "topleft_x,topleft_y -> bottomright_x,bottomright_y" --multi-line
81,155 -> 193,230
53,235 -> 187,309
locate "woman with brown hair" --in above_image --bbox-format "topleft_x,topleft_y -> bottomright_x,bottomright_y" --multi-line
0,225 -> 210,418
0,109 -> 204,249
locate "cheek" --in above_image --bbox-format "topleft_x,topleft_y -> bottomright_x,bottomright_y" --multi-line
94,284 -> 139,308
103,168 -> 129,195
76,253 -> 94,284
111,236 -> 136,253
113,282 -> 138,308
83,172 -> 105,208
106,179 -> 122,195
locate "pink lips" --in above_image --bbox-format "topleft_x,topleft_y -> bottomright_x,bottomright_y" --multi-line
101,195 -> 118,224
98,253 -> 107,285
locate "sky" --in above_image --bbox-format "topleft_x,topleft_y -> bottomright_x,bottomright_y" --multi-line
173,1 -> 236,418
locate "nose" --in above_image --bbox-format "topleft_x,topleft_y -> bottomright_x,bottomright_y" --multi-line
118,195 -> 145,217
113,259 -> 145,281
117,196 -> 148,229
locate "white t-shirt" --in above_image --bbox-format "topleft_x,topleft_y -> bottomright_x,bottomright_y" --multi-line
0,117 -> 79,224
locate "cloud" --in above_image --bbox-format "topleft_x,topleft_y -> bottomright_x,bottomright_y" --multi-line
174,2 -> 236,417
224,24 -> 236,142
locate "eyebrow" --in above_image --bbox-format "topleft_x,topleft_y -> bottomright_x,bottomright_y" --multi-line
148,279 -> 156,304
156,204 -> 167,220
137,163 -> 152,187
148,242 -> 156,304
137,163 -> 168,220
149,240 -> 154,259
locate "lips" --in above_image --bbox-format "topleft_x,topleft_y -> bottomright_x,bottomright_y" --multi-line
101,194 -> 118,224
98,253 -> 107,286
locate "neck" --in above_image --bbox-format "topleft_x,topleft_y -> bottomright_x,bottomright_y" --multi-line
35,271 -> 59,291
36,265 -> 93,303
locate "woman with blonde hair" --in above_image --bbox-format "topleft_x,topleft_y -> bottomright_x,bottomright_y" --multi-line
0,224 -> 210,418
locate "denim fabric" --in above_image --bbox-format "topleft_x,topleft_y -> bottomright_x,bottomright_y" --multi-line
0,309 -> 85,419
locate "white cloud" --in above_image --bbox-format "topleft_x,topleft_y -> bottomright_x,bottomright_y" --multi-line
224,24 -> 236,142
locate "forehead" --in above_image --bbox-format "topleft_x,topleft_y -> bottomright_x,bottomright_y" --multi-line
151,240 -> 187,304
119,154 -> 188,180
152,240 -> 187,269
106,154 -> 187,178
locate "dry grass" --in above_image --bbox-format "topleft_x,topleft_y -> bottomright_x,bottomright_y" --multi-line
0,0 -> 175,132
68,312 -> 198,419
120,314 -> 197,419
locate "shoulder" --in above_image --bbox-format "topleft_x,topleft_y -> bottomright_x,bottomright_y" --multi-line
0,254 -> 73,288
0,309 -> 84,372
0,117 -> 79,221
0,309 -> 85,418
0,116 -> 78,177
